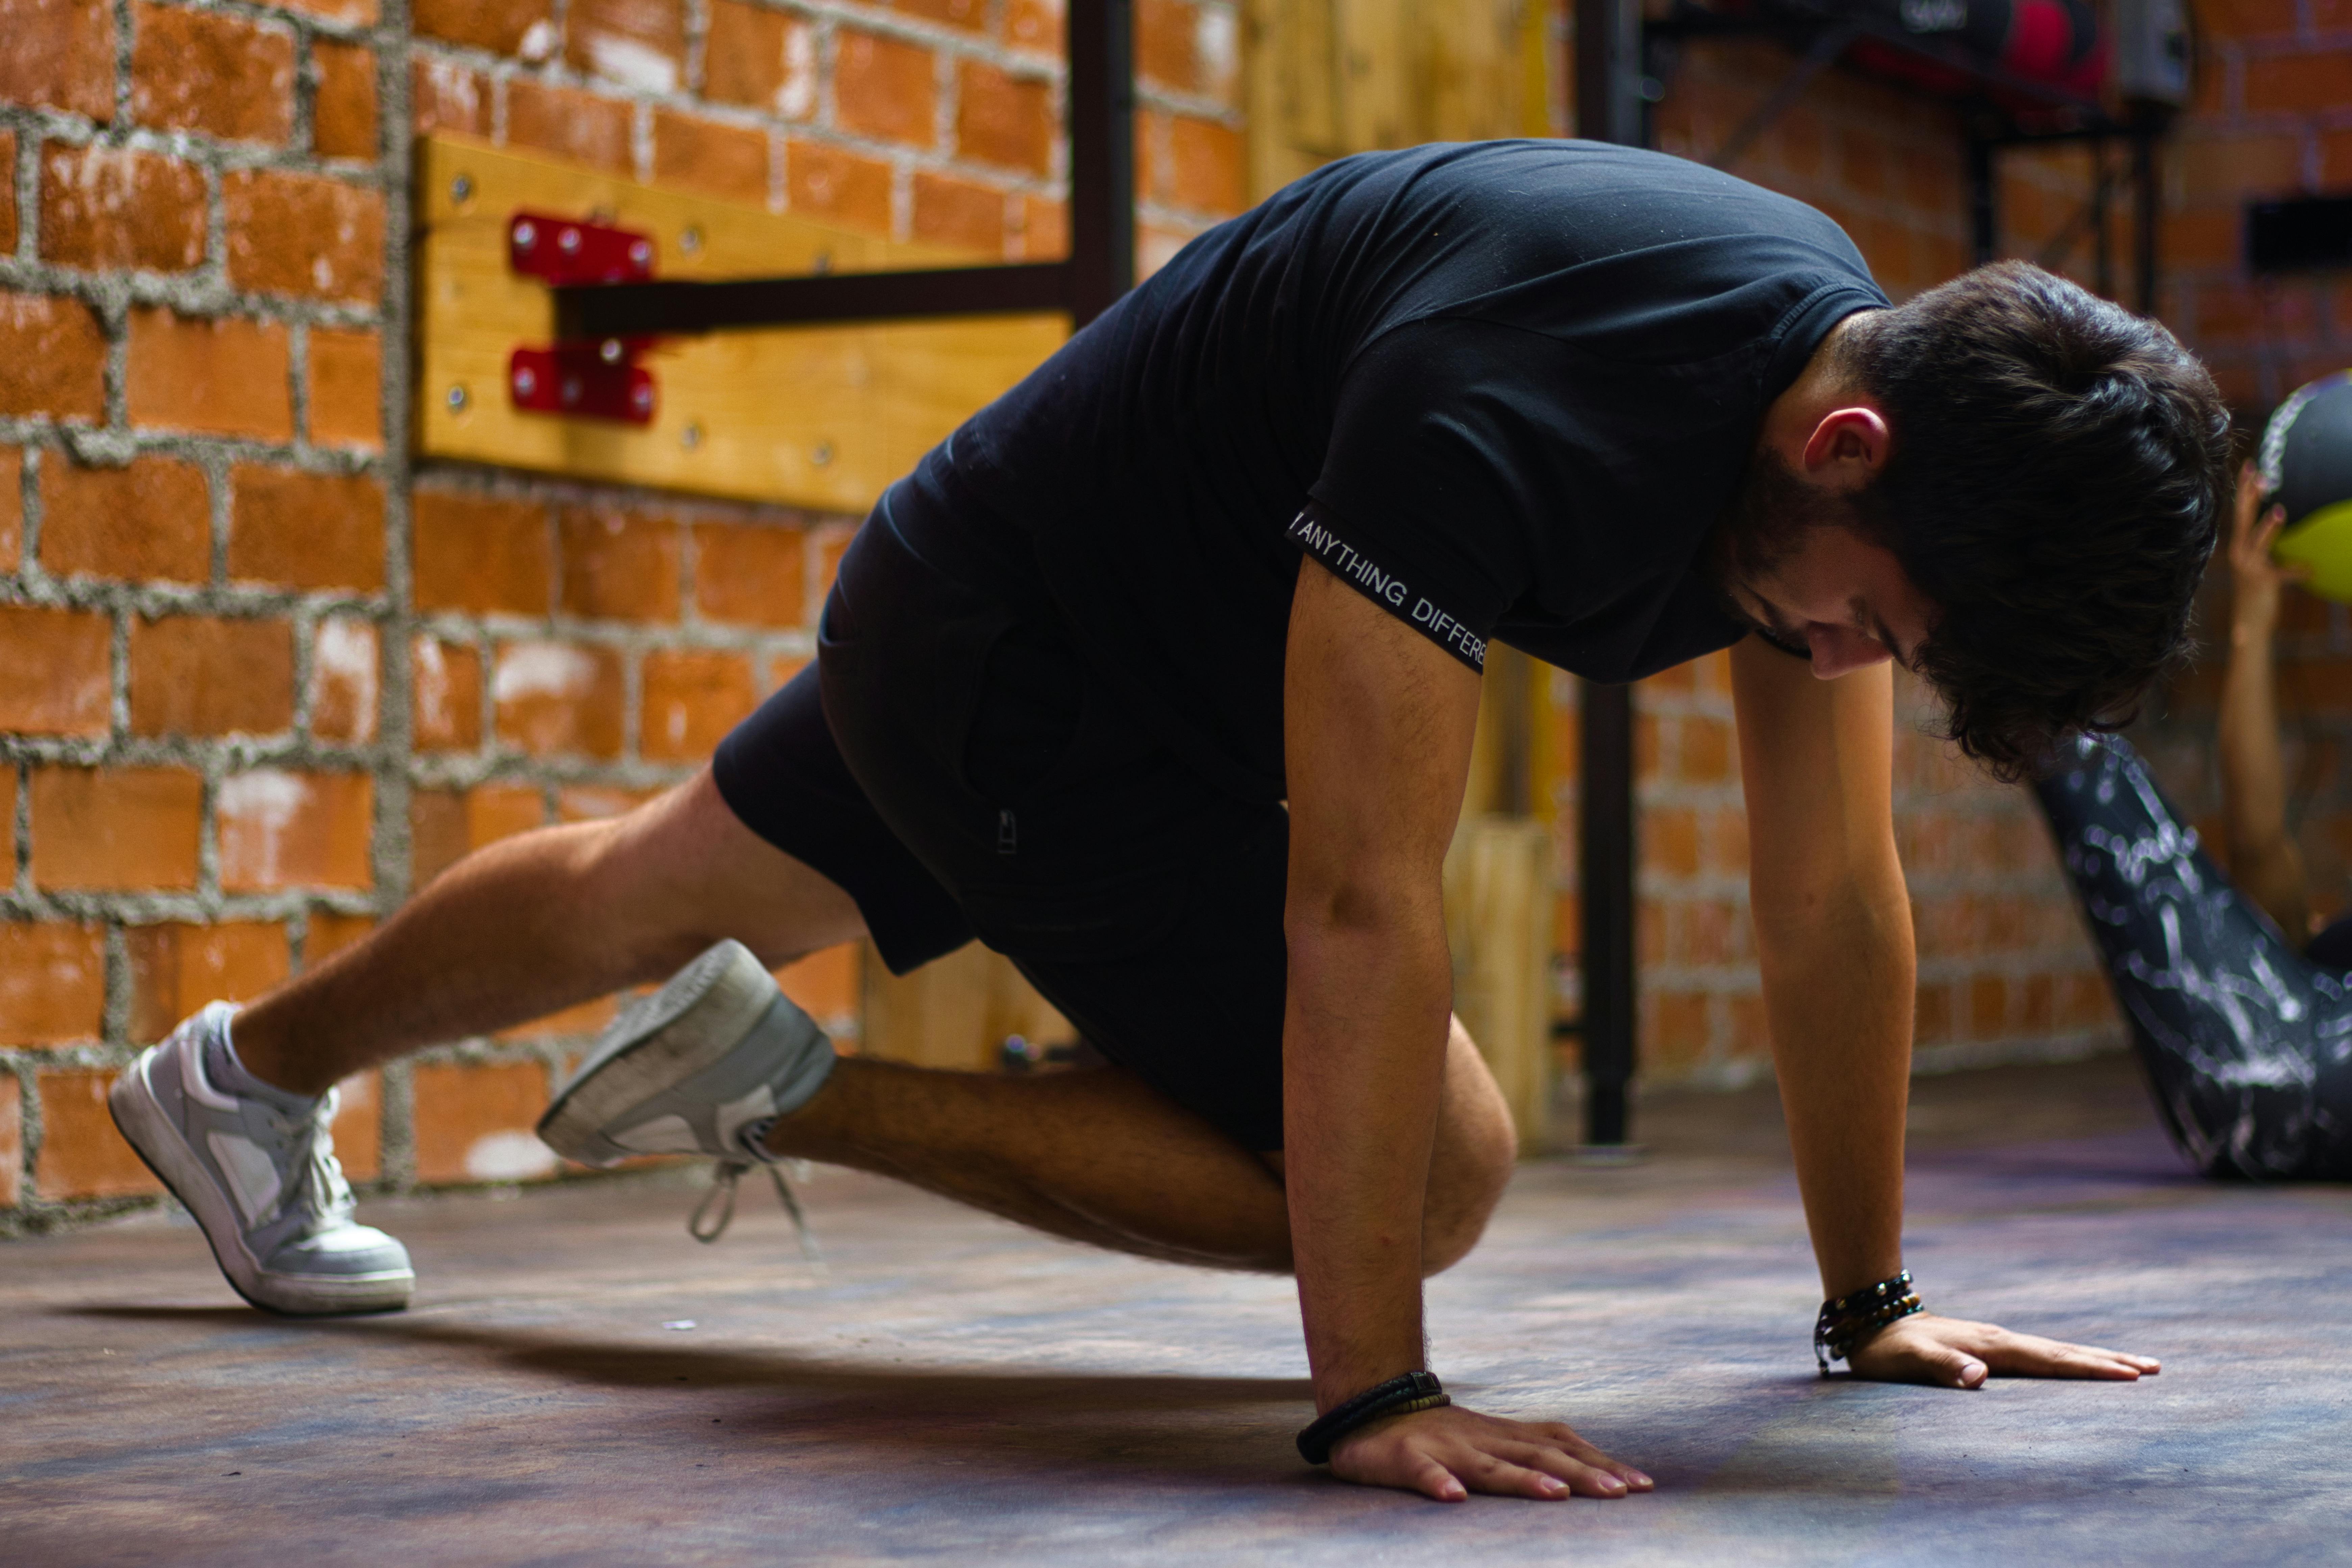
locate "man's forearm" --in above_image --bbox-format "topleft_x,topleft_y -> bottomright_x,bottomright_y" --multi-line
1755,863 -> 1914,1299
1283,914 -> 1455,1410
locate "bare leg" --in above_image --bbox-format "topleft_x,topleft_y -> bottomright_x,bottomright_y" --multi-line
763,1019 -> 1517,1275
233,770 -> 865,1097
229,767 -> 1518,1273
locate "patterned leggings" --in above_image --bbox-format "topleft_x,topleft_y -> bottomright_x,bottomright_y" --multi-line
2033,734 -> 2352,1179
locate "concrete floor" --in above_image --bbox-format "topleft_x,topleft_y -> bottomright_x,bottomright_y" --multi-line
6,1055 -> 2351,1566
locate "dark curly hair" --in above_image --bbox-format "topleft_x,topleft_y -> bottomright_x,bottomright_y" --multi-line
1841,262 -> 2232,781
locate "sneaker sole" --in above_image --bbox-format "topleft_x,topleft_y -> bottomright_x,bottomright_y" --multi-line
108,1052 -> 413,1317
537,939 -> 782,1168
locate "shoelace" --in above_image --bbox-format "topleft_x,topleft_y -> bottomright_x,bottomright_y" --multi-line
261,1092 -> 354,1229
688,1157 -> 823,1266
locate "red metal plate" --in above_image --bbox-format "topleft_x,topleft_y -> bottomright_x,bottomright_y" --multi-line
508,344 -> 657,424
508,212 -> 656,285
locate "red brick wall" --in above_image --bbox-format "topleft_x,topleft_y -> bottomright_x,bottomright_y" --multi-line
0,0 -> 1247,1229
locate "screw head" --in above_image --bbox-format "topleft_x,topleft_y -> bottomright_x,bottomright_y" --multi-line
511,367 -> 536,398
447,383 -> 470,411
559,376 -> 582,405
628,239 -> 653,269
599,337 -> 624,364
680,225 -> 704,254
811,440 -> 835,467
630,384 -> 654,413
513,220 -> 537,250
451,173 -> 474,203
812,250 -> 833,275
557,227 -> 582,253
681,420 -> 704,450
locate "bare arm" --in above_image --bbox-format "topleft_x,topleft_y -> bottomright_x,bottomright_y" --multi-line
1731,638 -> 2159,1385
1283,561 -> 1649,1502
2219,462 -> 2312,943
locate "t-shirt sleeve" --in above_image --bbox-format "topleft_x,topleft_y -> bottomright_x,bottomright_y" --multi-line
1295,319 -> 1547,674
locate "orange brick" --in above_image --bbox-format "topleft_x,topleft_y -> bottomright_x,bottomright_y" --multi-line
0,922 -> 107,1044
126,921 -> 292,1041
558,506 -> 681,622
306,910 -> 376,965
129,615 -> 296,737
957,59 -> 1051,174
39,144 -> 206,272
913,171 -> 1008,255
505,79 -> 633,172
835,28 -> 935,148
224,170 -> 385,304
308,327 -> 383,450
1643,989 -> 1711,1074
31,766 -> 203,891
0,1077 -> 18,1208
314,39 -> 380,160
1680,715 -> 1733,782
0,292 -> 106,422
567,0 -> 684,91
652,109 -> 769,203
1138,0 -> 1204,92
409,782 -> 543,886
129,2 -> 295,144
895,0 -> 986,31
126,309 -> 293,439
0,0 -> 114,120
692,520 -> 805,627
414,0 -> 551,54
40,454 -> 210,583
1643,805 -> 1700,877
329,1068 -> 381,1180
778,942 -> 857,1021
2245,50 -> 2352,115
227,465 -> 387,592
0,606 -> 111,735
0,447 -> 18,570
641,648 -> 755,761
1018,195 -> 1068,261
556,783 -> 658,820
1967,972 -> 2009,1037
219,769 -> 374,891
786,141 -> 893,235
411,1059 -> 555,1183
704,0 -> 813,116
492,640 -> 626,758
310,617 -> 379,743
1007,0 -> 1059,51
1165,114 -> 1244,215
35,1068 -> 164,1199
813,521 -> 855,597
412,56 -> 488,136
413,636 -> 484,750
412,490 -> 552,614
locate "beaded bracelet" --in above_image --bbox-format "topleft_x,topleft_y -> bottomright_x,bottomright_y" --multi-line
1814,1268 -> 1924,1372
1296,1371 -> 1451,1464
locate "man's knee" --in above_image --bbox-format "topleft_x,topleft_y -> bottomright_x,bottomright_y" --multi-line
1421,1018 -> 1518,1274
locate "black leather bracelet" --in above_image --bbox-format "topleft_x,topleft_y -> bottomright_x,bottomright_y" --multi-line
1297,1371 -> 1450,1465
1814,1268 -> 1924,1372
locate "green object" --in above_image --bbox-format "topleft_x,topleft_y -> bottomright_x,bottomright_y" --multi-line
2263,369 -> 2352,601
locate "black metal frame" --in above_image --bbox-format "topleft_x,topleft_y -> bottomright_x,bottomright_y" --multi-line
555,2 -> 1133,342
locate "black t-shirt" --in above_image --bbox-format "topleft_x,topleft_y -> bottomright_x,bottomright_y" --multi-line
945,140 -> 1888,801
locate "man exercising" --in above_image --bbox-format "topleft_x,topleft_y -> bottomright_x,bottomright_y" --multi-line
111,142 -> 2227,1502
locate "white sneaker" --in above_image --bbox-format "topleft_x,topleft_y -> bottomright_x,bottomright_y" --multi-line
537,940 -> 834,1249
109,1005 -> 414,1315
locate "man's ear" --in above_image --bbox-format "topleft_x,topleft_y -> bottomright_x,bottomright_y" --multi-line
1800,406 -> 1890,489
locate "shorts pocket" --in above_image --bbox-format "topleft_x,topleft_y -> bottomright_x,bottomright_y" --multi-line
960,860 -> 1192,965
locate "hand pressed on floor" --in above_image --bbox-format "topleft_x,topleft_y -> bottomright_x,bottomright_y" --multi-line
1844,1311 -> 2161,1389
1327,1403 -> 1656,1503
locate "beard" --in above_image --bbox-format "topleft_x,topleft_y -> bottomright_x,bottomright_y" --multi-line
1709,444 -> 1840,594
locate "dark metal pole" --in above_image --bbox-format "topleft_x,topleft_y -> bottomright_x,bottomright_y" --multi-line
1067,0 -> 1135,328
1967,133 -> 1997,266
1574,0 -> 1639,1146
2132,124 -> 2159,318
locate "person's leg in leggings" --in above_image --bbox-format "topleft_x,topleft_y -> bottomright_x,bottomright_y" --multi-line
227,769 -> 1516,1272
2033,733 -> 2352,1178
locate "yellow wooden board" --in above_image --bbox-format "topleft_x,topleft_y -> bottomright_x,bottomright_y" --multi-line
414,134 -> 1068,513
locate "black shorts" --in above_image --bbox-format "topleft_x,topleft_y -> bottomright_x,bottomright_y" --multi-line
712,453 -> 1292,1151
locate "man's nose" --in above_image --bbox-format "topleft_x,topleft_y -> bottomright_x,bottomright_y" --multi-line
1807,624 -> 1893,680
